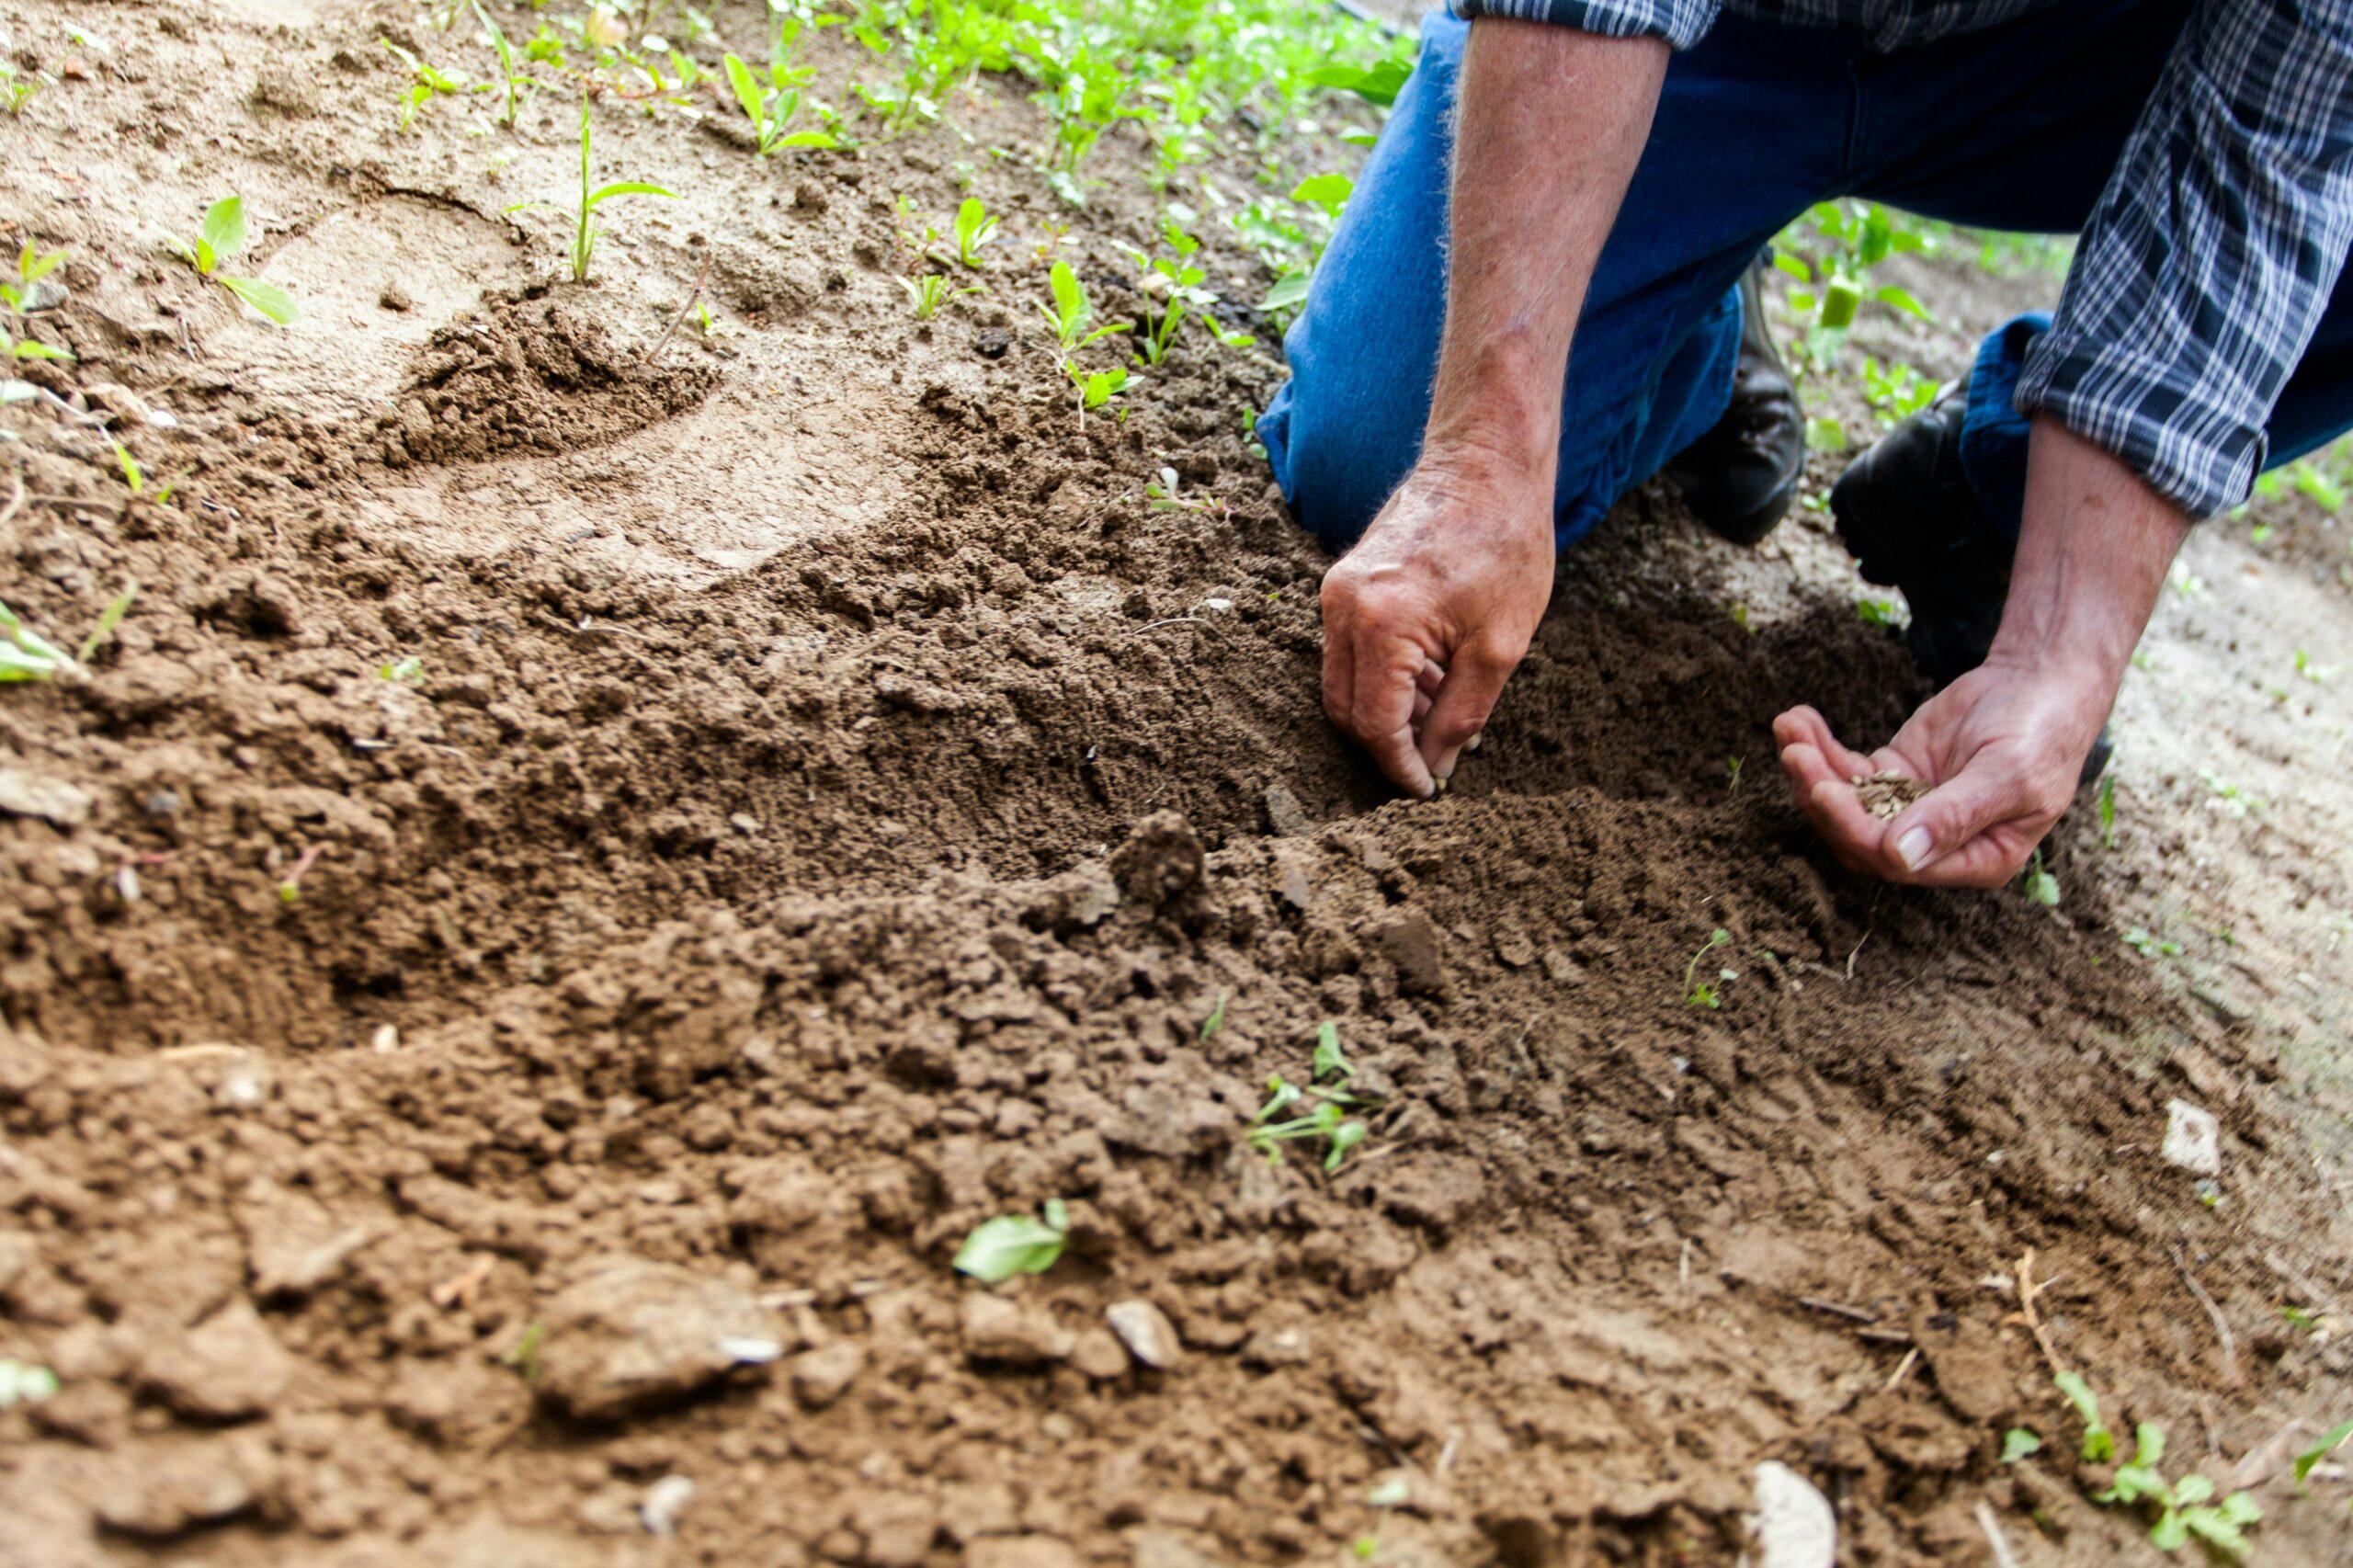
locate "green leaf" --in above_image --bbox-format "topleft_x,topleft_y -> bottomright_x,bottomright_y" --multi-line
583,181 -> 676,209
1198,991 -> 1226,1044
723,52 -> 767,131
2296,1418 -> 2353,1484
2133,1422 -> 2166,1469
10,338 -> 70,361
1771,251 -> 1813,284
1999,1428 -> 2041,1463
773,130 -> 835,148
1258,272 -> 1310,312
219,275 -> 298,325
2148,1510 -> 2189,1551
2100,1464 -> 2168,1506
199,196 -> 246,262
19,244 -> 64,284
1324,1119 -> 1367,1171
952,1211 -> 1067,1282
2171,1473 -> 2213,1506
1305,59 -> 1411,107
1290,173 -> 1352,215
1048,258 -> 1085,328
1818,278 -> 1861,329
76,582 -> 136,665
2055,1369 -> 2101,1424
1313,1021 -> 1352,1081
1873,284 -> 1932,321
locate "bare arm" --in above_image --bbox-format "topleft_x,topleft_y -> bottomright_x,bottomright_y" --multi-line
1777,417 -> 2189,885
1321,22 -> 1667,796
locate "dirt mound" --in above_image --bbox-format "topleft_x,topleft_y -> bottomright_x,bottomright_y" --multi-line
374,292 -> 717,468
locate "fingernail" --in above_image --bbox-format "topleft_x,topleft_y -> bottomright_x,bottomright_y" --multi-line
1895,826 -> 1933,869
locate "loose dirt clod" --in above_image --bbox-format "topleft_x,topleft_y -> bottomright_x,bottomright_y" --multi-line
533,1257 -> 787,1421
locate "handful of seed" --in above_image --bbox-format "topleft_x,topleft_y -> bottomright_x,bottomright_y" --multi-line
1853,769 -> 1929,821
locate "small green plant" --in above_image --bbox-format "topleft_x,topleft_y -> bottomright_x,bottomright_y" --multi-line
0,1358 -> 59,1407
1,243 -> 71,364
2056,1370 -> 2114,1460
381,39 -> 475,131
380,655 -> 425,683
1,584 -> 135,682
722,49 -> 836,154
471,1 -> 535,127
0,60 -> 50,115
1198,991 -> 1227,1044
2022,850 -> 2059,907
1725,756 -> 1744,792
2000,1427 -> 2042,1463
1064,358 -> 1130,415
2097,773 -> 2118,847
1684,927 -> 1732,1008
506,98 -> 675,285
1857,597 -> 1904,629
2096,1420 -> 2263,1556
1037,259 -> 1126,350
2295,1418 -> 2351,1488
501,1320 -> 547,1381
902,271 -> 974,321
2294,647 -> 2336,684
1249,1023 -> 1372,1172
164,197 -> 298,325
1860,355 -> 1937,426
953,197 -> 1000,267
1131,223 -> 1253,365
953,1199 -> 1069,1281
2122,926 -> 2182,959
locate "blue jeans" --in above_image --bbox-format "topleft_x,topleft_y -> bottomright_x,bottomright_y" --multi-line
1259,0 -> 2353,552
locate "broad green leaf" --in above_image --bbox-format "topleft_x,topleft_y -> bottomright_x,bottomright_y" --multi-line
1999,1428 -> 2041,1463
1049,259 -> 1085,327
1771,251 -> 1813,283
2215,1493 -> 2261,1525
2148,1511 -> 2189,1551
2133,1422 -> 2166,1468
1818,278 -> 1861,329
220,276 -> 298,325
773,130 -> 835,148
2296,1418 -> 2353,1484
1305,59 -> 1411,107
1258,272 -> 1310,312
951,1211 -> 1066,1282
1313,1021 -> 1352,1081
584,181 -> 675,209
199,196 -> 246,262
1873,283 -> 1933,321
19,244 -> 64,283
1290,173 -> 1352,214
2171,1473 -> 2213,1506
722,52 -> 766,131
1324,1119 -> 1367,1171
11,338 -> 71,361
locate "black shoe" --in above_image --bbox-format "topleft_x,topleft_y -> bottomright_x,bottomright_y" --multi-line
1830,375 -> 2112,784
1664,256 -> 1805,546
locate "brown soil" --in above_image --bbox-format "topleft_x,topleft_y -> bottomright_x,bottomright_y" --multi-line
3,4 -> 2349,1565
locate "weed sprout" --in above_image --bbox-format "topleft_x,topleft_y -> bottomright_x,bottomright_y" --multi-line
952,198 -> 1000,268
1683,927 -> 1733,1007
1037,260 -> 1125,350
165,197 -> 299,325
506,97 -> 676,285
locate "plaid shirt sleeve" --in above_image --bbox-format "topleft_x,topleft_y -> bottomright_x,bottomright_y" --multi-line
2016,0 -> 2353,518
1448,0 -> 1720,51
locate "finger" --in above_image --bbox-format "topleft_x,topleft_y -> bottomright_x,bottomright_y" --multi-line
1415,659 -> 1444,698
1772,706 -> 1880,783
1883,761 -> 2040,884
1352,633 -> 1437,799
1417,633 -> 1518,782
1411,688 -> 1433,728
1321,597 -> 1357,732
1800,771 -> 1890,871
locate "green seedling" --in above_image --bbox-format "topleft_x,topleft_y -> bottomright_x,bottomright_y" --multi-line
1257,267 -> 1310,316
953,197 -> 1000,267
2294,647 -> 2336,684
1860,355 -> 1936,426
471,1 -> 535,126
2295,1418 -> 2351,1487
1,242 -> 71,363
380,655 -> 425,683
902,271 -> 976,321
501,1320 -> 547,1381
1,584 -> 134,682
722,50 -> 836,154
2097,773 -> 2117,847
2000,1427 -> 2042,1463
2198,769 -> 2258,818
382,39 -> 475,130
506,97 -> 675,285
2055,1369 -> 2115,1461
2022,849 -> 2059,907
1131,223 -> 1253,365
1037,259 -> 1126,350
953,1199 -> 1069,1281
1684,926 -> 1732,1008
1725,755 -> 1744,792
2095,1421 -> 2264,1557
2122,926 -> 2182,959
164,197 -> 298,325
1290,171 -> 1352,221
1805,413 -> 1847,452
1248,1023 -> 1372,1172
0,60 -> 49,115
1857,597 -> 1904,629
1198,991 -> 1227,1044
0,1358 -> 59,1407
1064,358 -> 1131,416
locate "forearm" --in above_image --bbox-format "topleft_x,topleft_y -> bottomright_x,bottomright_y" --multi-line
1425,21 -> 1666,480
1988,416 -> 2192,685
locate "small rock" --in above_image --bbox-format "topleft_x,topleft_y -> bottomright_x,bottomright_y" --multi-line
534,1256 -> 789,1421
789,1341 -> 864,1409
1540,948 -> 1585,985
2163,1098 -> 2221,1176
961,1293 -> 1071,1367
1748,1460 -> 1836,1568
1492,927 -> 1537,969
1108,811 -> 1205,906
379,281 -> 415,312
1241,1326 -> 1311,1369
1104,1299 -> 1182,1370
1068,1326 -> 1129,1381
968,1538 -> 1086,1568
139,1301 -> 294,1421
1373,911 -> 1445,994
640,1473 -> 696,1536
1263,784 -> 1311,837
0,769 -> 93,828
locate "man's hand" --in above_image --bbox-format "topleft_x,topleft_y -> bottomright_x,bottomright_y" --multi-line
1322,452 -> 1556,796
1779,416 -> 2190,885
1313,21 -> 1666,795
1773,650 -> 2111,885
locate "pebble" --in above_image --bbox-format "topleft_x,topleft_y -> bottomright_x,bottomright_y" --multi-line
534,1256 -> 790,1420
960,1293 -> 1071,1367
1104,1299 -> 1182,1370
1748,1460 -> 1836,1568
2162,1098 -> 2222,1176
789,1341 -> 864,1409
640,1474 -> 696,1536
1263,783 -> 1311,837
0,768 -> 93,828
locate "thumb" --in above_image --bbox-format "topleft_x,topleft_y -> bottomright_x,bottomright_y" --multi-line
1416,633 -> 1519,783
1885,761 -> 2028,877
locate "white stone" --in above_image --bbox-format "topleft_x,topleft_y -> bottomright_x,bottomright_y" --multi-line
2163,1098 -> 2222,1176
1748,1461 -> 1836,1568
640,1474 -> 695,1536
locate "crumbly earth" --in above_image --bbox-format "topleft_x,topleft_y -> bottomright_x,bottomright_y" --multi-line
3,3 -> 2350,1565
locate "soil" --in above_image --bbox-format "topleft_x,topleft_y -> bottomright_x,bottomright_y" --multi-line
3,3 -> 2350,1565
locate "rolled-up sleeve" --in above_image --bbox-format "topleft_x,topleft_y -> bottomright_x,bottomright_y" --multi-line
1449,0 -> 1720,51
2016,0 -> 2353,519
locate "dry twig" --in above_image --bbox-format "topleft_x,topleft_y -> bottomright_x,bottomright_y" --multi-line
2003,1247 -> 2066,1377
646,252 -> 712,365
2168,1243 -> 2240,1386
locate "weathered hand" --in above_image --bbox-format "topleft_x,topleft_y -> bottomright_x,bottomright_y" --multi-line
1772,652 -> 2114,887
1320,453 -> 1556,797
